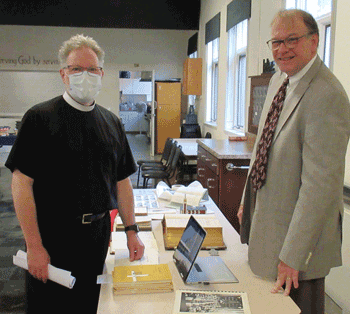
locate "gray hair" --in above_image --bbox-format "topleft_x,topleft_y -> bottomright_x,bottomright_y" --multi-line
58,34 -> 105,67
272,9 -> 319,38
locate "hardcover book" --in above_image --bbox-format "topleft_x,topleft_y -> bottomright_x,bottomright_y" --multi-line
112,263 -> 173,295
162,214 -> 226,250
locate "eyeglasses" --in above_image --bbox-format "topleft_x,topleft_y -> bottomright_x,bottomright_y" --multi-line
266,33 -> 313,50
64,65 -> 103,75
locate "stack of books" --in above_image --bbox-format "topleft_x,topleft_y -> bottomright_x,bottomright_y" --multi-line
162,214 -> 226,250
113,207 -> 152,231
112,264 -> 174,295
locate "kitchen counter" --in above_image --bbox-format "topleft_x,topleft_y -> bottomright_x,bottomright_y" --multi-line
196,138 -> 254,160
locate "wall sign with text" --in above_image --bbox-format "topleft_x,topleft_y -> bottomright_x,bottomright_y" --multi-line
0,54 -> 59,71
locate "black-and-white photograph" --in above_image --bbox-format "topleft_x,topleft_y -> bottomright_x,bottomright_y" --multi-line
176,291 -> 248,313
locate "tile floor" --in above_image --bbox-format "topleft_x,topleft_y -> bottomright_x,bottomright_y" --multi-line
0,134 -> 344,313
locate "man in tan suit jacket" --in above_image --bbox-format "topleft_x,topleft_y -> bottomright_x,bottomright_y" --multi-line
238,9 -> 350,313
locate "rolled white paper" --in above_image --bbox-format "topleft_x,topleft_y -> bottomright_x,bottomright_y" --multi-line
13,250 -> 76,289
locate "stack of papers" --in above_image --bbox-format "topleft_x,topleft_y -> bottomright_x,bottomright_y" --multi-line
134,190 -> 159,209
114,215 -> 152,231
157,181 -> 209,207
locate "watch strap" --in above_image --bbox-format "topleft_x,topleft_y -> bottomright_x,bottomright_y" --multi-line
124,223 -> 139,233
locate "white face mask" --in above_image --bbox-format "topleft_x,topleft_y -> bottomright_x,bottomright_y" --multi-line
68,71 -> 102,105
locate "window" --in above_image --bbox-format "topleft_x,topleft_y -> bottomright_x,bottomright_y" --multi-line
206,38 -> 219,123
226,19 -> 248,131
323,24 -> 331,67
286,0 -> 332,67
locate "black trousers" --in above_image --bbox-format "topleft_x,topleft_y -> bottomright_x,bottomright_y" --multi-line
288,277 -> 325,314
25,214 -> 110,314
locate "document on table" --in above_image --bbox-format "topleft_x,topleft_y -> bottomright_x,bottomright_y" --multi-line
110,231 -> 159,266
13,250 -> 76,289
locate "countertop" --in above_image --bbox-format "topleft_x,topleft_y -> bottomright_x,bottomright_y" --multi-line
196,138 -> 255,159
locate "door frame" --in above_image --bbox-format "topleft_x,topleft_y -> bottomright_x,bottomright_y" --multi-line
118,69 -> 156,157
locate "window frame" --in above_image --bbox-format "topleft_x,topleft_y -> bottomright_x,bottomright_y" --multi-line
285,0 -> 332,69
226,19 -> 248,132
206,37 -> 220,124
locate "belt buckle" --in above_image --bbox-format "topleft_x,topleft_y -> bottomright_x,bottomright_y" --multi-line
82,213 -> 93,224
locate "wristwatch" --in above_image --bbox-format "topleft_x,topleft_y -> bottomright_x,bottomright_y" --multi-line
124,223 -> 140,233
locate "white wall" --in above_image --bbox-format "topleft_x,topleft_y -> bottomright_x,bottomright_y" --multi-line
197,0 -> 350,184
332,0 -> 350,187
0,25 -> 195,119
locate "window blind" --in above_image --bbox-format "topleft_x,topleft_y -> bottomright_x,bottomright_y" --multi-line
187,33 -> 198,56
205,13 -> 220,45
226,0 -> 251,31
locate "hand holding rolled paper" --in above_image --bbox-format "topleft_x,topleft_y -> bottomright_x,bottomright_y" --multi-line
13,250 -> 76,289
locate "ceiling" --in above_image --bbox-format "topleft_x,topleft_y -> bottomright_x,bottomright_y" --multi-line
0,0 -> 201,30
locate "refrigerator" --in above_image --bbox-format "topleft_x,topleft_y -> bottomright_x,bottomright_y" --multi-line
155,82 -> 181,154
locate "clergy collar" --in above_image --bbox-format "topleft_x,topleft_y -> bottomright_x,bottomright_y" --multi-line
63,92 -> 96,112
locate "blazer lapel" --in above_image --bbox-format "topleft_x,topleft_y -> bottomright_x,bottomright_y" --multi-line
273,56 -> 323,142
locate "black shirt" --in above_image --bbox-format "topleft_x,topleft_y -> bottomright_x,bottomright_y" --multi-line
6,95 -> 136,230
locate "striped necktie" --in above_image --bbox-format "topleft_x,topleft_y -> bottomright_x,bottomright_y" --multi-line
251,77 -> 289,192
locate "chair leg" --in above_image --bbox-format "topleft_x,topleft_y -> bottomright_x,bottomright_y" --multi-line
137,165 -> 141,188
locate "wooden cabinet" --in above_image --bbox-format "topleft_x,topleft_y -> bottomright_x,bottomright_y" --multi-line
197,146 -> 219,205
197,141 -> 253,233
182,58 -> 202,95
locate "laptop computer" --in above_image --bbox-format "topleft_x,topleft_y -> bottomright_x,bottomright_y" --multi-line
173,215 -> 239,285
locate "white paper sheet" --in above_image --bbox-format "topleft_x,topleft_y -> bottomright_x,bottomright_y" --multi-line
13,250 -> 76,289
110,232 -> 159,266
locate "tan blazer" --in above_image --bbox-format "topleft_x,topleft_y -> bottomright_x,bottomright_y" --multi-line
240,56 -> 350,281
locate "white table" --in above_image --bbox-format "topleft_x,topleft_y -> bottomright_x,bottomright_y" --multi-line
173,138 -> 198,159
97,193 -> 300,314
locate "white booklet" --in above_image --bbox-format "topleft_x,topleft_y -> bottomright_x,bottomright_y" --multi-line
173,290 -> 251,314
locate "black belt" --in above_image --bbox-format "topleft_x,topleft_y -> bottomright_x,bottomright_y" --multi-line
77,212 -> 107,224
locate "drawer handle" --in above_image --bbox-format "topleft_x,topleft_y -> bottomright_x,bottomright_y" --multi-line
207,178 -> 217,188
226,163 -> 250,171
197,167 -> 205,178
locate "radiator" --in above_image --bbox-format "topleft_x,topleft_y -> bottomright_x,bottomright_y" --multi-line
326,207 -> 350,313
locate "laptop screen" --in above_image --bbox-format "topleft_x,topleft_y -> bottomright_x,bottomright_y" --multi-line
173,216 -> 207,281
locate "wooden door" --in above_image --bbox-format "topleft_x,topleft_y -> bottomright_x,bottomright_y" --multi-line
155,82 -> 181,154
